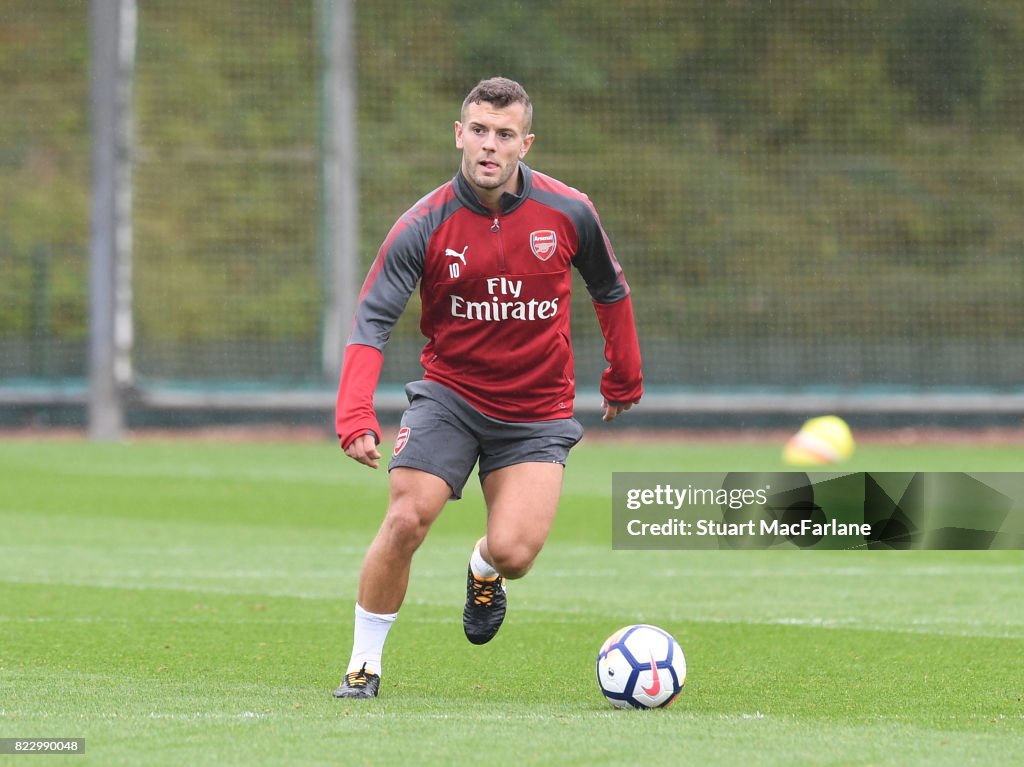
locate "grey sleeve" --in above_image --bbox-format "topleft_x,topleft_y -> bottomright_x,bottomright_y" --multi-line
348,222 -> 427,350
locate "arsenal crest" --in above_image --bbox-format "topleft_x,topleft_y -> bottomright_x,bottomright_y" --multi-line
529,230 -> 557,261
393,426 -> 411,455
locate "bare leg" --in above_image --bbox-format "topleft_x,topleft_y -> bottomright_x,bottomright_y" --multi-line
357,467 -> 452,613
479,462 -> 565,579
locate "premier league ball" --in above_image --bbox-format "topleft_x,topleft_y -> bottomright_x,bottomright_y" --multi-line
596,624 -> 686,709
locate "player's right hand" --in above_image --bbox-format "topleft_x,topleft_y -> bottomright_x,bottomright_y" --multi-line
344,433 -> 382,469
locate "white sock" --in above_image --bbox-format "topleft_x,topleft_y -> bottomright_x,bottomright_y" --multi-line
346,603 -> 397,676
470,539 -> 499,579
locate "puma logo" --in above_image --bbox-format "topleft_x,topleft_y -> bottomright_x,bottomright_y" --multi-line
444,245 -> 468,266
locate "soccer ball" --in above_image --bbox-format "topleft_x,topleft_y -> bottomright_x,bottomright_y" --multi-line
596,624 -> 686,709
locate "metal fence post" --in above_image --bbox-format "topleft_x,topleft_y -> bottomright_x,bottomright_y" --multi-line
88,0 -> 127,439
319,0 -> 359,385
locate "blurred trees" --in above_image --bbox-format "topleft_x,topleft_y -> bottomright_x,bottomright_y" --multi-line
2,0 -> 1023,384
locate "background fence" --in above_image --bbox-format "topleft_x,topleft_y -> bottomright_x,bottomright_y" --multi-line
2,0 -> 1024,429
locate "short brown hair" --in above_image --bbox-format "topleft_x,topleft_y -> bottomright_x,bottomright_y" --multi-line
461,77 -> 533,133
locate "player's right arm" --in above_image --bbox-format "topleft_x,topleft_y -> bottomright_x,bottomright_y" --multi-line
335,214 -> 427,463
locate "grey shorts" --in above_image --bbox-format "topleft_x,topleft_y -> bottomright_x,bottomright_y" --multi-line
388,380 -> 585,499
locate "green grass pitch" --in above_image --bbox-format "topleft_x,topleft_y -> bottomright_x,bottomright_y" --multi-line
1,435 -> 1023,766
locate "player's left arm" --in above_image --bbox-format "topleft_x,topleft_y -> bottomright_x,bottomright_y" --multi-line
570,203 -> 644,417
593,294 -> 643,420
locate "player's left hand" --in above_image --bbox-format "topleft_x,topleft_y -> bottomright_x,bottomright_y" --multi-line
602,399 -> 638,422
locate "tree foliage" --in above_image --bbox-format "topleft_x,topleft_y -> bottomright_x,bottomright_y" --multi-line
2,0 -> 1023,385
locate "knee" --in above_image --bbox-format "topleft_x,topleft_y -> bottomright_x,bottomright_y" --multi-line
487,540 -> 537,580
381,498 -> 433,553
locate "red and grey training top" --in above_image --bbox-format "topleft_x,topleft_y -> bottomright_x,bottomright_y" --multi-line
336,163 -> 643,449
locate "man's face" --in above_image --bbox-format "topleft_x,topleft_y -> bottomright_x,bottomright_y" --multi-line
455,100 -> 534,204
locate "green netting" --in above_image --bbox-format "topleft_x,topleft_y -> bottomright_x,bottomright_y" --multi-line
2,0 -> 1023,394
